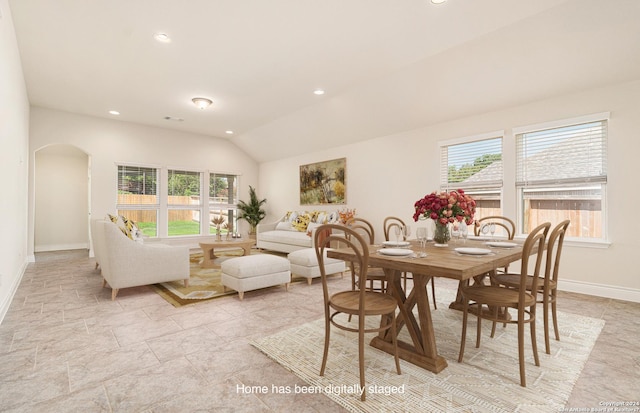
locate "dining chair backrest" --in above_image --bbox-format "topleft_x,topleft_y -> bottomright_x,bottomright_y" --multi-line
517,222 -> 551,300
346,217 -> 375,244
544,220 -> 570,287
314,223 -> 370,302
474,215 -> 516,239
383,216 -> 406,241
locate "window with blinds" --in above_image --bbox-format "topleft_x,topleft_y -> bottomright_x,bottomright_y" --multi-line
440,136 -> 503,217
168,169 -> 201,204
116,165 -> 159,237
515,116 -> 608,239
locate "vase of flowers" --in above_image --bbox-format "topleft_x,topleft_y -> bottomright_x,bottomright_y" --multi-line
413,189 -> 476,246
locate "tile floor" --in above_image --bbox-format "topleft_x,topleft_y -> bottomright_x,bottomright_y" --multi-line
0,250 -> 638,412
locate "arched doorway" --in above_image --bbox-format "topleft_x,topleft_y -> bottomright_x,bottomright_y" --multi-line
34,144 -> 90,252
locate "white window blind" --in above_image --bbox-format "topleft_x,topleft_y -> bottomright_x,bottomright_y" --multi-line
117,165 -> 158,202
440,137 -> 503,190
167,169 -> 201,204
516,120 -> 607,187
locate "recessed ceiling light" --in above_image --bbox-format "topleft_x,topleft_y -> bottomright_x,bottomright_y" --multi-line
431,0 -> 447,4
108,110 -> 120,115
192,97 -> 213,110
225,130 -> 234,135
313,89 -> 325,95
163,116 -> 184,122
154,33 -> 171,43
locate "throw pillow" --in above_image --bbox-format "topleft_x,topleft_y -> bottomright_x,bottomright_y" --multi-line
291,213 -> 311,232
276,221 -> 294,231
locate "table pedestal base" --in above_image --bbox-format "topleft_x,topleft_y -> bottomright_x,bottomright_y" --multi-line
370,337 -> 448,373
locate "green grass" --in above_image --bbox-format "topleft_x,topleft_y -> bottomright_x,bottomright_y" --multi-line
136,221 -> 228,237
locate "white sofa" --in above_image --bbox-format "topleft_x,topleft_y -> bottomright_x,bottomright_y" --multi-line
256,211 -> 339,253
91,219 -> 190,300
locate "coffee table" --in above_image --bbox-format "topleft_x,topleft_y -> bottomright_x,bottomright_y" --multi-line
199,238 -> 255,268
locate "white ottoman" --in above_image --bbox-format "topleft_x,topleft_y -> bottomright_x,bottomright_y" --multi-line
288,248 -> 346,285
221,254 -> 290,300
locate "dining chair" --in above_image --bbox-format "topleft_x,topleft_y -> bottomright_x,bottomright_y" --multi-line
474,215 -> 516,240
383,216 -> 437,309
346,217 -> 387,293
314,224 -> 401,401
458,221 -> 551,387
493,220 -> 570,354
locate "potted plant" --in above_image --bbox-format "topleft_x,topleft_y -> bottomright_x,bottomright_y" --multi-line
237,185 -> 267,238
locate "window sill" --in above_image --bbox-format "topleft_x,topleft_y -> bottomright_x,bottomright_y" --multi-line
514,235 -> 611,249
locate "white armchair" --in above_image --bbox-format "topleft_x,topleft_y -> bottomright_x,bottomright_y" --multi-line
92,219 -> 190,300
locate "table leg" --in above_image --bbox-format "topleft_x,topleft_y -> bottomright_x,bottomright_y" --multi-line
370,269 -> 448,373
200,247 -> 217,268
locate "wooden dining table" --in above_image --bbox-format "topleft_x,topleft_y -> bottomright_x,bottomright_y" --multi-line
327,238 -> 528,373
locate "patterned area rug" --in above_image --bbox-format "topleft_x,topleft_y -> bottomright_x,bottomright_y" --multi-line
251,288 -> 604,413
152,249 -> 298,307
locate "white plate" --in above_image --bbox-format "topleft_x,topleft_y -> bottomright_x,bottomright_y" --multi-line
486,241 -> 517,248
454,247 -> 492,255
383,240 -> 411,248
468,235 -> 491,241
378,248 -> 414,256
434,243 -> 449,248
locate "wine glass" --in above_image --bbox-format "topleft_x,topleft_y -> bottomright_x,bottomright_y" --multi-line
459,221 -> 468,244
394,225 -> 402,246
402,224 -> 411,242
490,223 -> 496,240
416,227 -> 428,255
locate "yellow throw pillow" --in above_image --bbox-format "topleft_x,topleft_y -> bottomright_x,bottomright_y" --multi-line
291,213 -> 311,232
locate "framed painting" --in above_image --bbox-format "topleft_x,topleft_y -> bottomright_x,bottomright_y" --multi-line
299,158 -> 346,205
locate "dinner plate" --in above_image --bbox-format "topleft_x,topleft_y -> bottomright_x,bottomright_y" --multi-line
486,241 -> 517,248
467,235 -> 491,241
378,248 -> 414,256
382,240 -> 411,248
454,247 -> 492,255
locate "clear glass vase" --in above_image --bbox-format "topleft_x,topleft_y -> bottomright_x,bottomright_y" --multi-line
434,221 -> 451,245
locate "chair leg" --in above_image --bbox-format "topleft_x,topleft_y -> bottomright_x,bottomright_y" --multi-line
359,318 -> 366,401
531,308 -> 540,367
552,292 -> 560,342
518,316 -> 526,387
391,311 -> 401,375
476,303 -> 482,348
111,288 -> 119,301
320,312 -> 331,377
543,295 -> 551,354
458,298 -> 469,362
490,305 -> 498,338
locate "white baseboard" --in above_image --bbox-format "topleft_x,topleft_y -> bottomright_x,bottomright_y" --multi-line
559,279 -> 640,303
34,243 -> 89,253
0,260 -> 27,325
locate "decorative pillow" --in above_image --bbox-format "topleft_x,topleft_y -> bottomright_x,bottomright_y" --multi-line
291,213 -> 311,232
306,222 -> 322,237
316,212 -> 327,224
285,211 -> 299,222
107,214 -> 131,239
122,216 -> 144,243
307,211 -> 321,223
275,221 -> 294,231
327,211 -> 339,224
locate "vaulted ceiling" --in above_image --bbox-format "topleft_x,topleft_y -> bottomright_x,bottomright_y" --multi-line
9,0 -> 640,162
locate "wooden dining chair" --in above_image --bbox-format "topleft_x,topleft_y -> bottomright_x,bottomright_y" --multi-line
383,216 -> 437,309
314,224 -> 401,401
458,221 -> 551,387
493,220 -> 570,354
346,217 -> 387,293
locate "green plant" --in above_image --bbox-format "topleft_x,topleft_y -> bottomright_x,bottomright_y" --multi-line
237,186 -> 267,234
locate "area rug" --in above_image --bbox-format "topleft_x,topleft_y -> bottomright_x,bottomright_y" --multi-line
152,249 -> 300,307
251,288 -> 604,413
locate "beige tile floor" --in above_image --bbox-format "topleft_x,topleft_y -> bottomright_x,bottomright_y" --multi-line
0,250 -> 639,412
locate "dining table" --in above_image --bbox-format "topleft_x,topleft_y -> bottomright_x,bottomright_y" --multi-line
326,237 -> 529,374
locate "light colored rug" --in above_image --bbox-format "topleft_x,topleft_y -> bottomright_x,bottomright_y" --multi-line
251,288 -> 604,413
152,249 -> 301,307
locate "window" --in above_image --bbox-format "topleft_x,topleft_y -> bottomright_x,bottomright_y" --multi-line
209,173 -> 239,236
168,169 -> 202,236
515,114 -> 608,240
116,165 -> 240,238
116,165 -> 159,236
440,133 -> 503,219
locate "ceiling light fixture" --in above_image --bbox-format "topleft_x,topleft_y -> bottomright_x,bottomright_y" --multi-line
313,89 -> 325,95
164,116 -> 184,122
225,130 -> 234,135
431,0 -> 447,4
154,33 -> 171,43
192,97 -> 213,110
108,110 -> 120,115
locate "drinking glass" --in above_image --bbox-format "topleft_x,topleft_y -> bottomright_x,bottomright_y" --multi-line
459,221 -> 468,244
403,224 -> 411,241
394,225 -> 402,245
416,227 -> 428,251
490,223 -> 496,240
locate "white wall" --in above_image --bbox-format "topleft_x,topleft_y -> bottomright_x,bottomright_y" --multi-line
0,0 -> 30,322
34,145 -> 89,252
28,107 -> 260,259
259,80 -> 640,302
